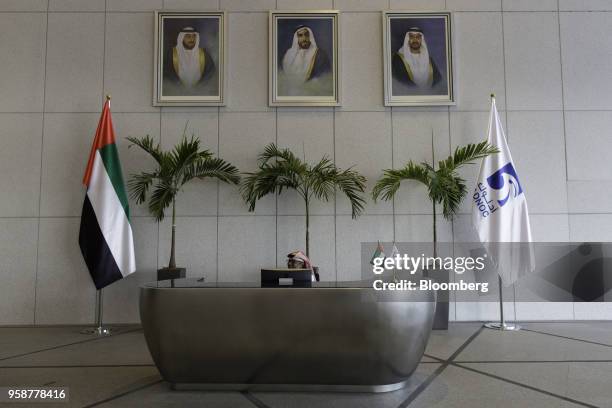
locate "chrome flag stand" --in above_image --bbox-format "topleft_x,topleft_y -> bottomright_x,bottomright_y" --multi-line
81,289 -> 112,335
484,275 -> 520,331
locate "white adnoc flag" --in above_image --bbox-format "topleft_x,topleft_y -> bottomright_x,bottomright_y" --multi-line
472,97 -> 535,286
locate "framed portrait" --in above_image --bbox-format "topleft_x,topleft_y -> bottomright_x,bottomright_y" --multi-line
269,11 -> 341,107
383,11 -> 455,106
154,11 -> 226,106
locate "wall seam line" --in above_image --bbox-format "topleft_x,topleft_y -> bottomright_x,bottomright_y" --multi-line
556,0 -> 574,319
446,0 -> 453,318
333,106 -> 337,282
9,108 -> 612,114
391,108 -> 395,243
8,10 -> 612,14
215,0 -> 221,281
157,108 -> 161,275
33,0 -> 51,326
157,0 -> 162,276
217,106 -> 220,282
500,1 -> 517,322
275,108 -> 278,268
448,105 -> 457,319
98,0 -> 109,324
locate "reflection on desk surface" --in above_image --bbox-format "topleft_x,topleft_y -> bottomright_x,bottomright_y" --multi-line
143,277 -> 373,289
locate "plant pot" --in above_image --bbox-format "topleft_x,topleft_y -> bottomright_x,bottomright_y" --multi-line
157,267 -> 186,281
423,267 -> 449,330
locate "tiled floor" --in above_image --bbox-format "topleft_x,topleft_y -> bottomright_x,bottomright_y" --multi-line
0,323 -> 611,407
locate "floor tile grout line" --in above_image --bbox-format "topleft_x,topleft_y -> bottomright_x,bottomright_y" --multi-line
423,353 -> 445,362
522,327 -> 612,348
396,364 -> 448,408
446,326 -> 486,361
0,364 -> 156,369
0,324 -> 144,328
397,326 -> 484,408
452,362 -> 599,408
451,359 -> 612,364
241,391 -> 273,408
0,328 -> 143,362
425,353 -> 612,364
82,378 -> 163,408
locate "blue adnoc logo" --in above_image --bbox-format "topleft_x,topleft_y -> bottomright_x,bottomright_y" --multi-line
486,162 -> 524,207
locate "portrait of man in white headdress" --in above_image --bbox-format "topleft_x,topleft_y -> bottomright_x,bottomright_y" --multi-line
155,13 -> 224,106
281,25 -> 331,83
164,26 -> 215,90
274,17 -> 336,100
392,27 -> 443,90
384,13 -> 453,105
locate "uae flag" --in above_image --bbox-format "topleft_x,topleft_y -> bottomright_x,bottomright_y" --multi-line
79,99 -> 135,290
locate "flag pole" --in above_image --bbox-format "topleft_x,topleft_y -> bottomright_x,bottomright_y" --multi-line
81,289 -> 112,335
80,93 -> 114,336
484,276 -> 520,331
483,93 -> 520,331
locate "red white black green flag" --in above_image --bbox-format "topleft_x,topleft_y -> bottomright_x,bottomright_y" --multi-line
79,99 -> 135,289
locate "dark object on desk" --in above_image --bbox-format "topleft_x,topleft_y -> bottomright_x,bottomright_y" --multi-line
157,267 -> 186,281
261,268 -> 312,287
312,266 -> 320,282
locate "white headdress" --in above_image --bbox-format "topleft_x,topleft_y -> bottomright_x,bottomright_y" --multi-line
282,26 -> 318,81
176,27 -> 202,87
398,28 -> 432,88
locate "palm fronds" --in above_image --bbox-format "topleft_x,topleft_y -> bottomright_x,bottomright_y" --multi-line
128,128 -> 240,269
240,143 -> 367,255
372,162 -> 429,202
373,141 -> 498,221
439,141 -> 499,171
128,132 -> 240,222
241,143 -> 366,215
332,167 -> 367,218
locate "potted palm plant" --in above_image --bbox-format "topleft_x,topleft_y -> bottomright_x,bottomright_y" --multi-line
241,143 -> 367,266
373,140 -> 498,328
128,132 -> 240,281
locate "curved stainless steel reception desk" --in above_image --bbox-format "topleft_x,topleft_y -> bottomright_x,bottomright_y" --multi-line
140,279 -> 435,392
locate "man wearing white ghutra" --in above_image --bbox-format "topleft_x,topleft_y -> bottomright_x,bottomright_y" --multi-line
281,25 -> 331,82
165,26 -> 215,88
392,27 -> 442,89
